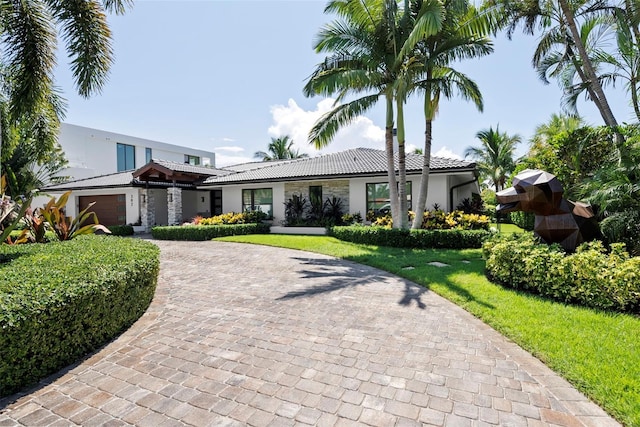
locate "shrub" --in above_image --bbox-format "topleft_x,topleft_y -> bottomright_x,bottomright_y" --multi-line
282,194 -> 345,227
330,226 -> 492,249
373,210 -> 490,231
483,233 -> 640,313
107,225 -> 134,236
509,211 -> 535,231
0,236 -> 159,396
342,212 -> 363,225
199,211 -> 265,225
151,223 -> 271,240
600,210 -> 640,256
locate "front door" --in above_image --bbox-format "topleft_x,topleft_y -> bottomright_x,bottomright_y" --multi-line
211,190 -> 222,215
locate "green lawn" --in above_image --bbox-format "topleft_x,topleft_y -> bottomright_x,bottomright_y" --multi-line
217,234 -> 639,426
490,222 -> 525,234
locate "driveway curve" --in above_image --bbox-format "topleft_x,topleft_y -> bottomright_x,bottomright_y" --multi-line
0,240 -> 619,426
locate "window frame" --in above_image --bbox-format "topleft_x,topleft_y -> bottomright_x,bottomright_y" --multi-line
366,181 -> 412,213
116,143 -> 136,172
242,188 -> 273,218
184,154 -> 200,166
145,147 -> 152,163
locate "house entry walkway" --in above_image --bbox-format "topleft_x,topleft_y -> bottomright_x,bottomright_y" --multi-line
0,241 -> 619,426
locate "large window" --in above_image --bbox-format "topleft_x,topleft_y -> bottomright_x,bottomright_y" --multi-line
309,185 -> 323,206
117,143 -> 135,172
184,154 -> 200,165
366,182 -> 412,213
145,147 -> 152,163
242,188 -> 273,218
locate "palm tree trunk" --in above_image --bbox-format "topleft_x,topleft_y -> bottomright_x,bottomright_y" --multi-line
384,95 -> 400,227
396,97 -> 408,229
412,117 -> 432,229
558,0 -> 620,130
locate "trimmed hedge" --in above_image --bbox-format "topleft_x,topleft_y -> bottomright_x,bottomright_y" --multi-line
509,211 -> 535,231
151,223 -> 271,241
0,236 -> 159,396
483,233 -> 640,314
107,225 -> 134,236
330,225 -> 493,249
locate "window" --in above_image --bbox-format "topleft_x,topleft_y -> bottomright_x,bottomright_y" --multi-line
366,182 -> 412,213
184,154 -> 200,165
117,143 -> 135,172
242,188 -> 273,218
309,185 -> 323,206
145,147 -> 152,163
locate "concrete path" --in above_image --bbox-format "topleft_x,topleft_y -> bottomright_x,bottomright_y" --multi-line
0,240 -> 619,426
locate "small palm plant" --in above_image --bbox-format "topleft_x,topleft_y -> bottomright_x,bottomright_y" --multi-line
39,191 -> 111,241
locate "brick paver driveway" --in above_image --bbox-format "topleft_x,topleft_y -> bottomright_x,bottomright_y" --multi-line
0,240 -> 619,426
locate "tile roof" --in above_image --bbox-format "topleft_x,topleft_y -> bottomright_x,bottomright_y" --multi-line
151,159 -> 232,176
43,171 -> 137,190
203,148 -> 475,185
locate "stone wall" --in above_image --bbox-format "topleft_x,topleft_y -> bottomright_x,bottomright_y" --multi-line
284,180 -> 350,213
140,189 -> 155,231
167,187 -> 183,225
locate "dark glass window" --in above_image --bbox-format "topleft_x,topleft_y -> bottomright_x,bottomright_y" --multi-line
366,182 -> 412,213
117,143 -> 135,171
145,147 -> 152,163
242,188 -> 273,218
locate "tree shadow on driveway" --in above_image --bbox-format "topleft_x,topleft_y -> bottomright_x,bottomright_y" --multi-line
276,256 -> 428,309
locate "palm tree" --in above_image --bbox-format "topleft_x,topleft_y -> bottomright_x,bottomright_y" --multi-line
304,0 -> 445,229
0,0 -> 130,179
254,136 -> 309,161
464,125 -> 521,192
406,0 -> 493,229
486,0 -> 620,131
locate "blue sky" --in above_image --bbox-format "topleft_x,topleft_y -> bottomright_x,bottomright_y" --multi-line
53,0 -> 632,167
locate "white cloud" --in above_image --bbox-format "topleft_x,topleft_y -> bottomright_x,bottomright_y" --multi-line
268,98 -> 384,156
222,137 -> 235,142
215,152 -> 254,168
433,146 -> 463,160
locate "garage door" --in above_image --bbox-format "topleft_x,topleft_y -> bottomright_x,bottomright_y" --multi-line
78,195 -> 126,226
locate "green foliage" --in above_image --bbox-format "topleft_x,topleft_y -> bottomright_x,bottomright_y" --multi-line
151,223 -> 271,241
39,191 -> 111,241
484,233 -> 640,314
481,188 -> 497,205
509,210 -> 535,231
197,210 -> 266,226
330,225 -> 492,249
1,176 -> 32,245
374,210 -> 491,230
0,236 -> 159,396
600,211 -> 640,256
341,212 -> 363,225
283,194 -> 345,227
456,194 -> 485,214
107,225 -> 134,236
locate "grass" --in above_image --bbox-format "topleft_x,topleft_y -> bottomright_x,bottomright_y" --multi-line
217,234 -> 640,426
490,222 -> 525,234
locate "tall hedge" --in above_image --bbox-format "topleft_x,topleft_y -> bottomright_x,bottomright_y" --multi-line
0,236 -> 159,396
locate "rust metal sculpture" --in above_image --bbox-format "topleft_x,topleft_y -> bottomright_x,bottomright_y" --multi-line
496,169 -> 599,252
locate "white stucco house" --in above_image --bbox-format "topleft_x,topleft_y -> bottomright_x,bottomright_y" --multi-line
42,141 -> 480,231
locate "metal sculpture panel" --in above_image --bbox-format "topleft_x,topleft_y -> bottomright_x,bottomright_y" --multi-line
496,169 -> 599,252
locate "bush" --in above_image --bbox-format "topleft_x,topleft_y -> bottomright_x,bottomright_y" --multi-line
509,211 -> 535,231
0,236 -> 159,396
198,211 -> 267,225
107,225 -> 134,236
600,210 -> 640,256
373,210 -> 490,231
330,225 -> 492,249
483,233 -> 640,313
151,223 -> 271,240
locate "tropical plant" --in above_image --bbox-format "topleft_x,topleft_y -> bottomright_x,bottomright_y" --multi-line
254,136 -> 309,161
0,176 -> 31,244
484,0 -> 620,131
39,191 -> 110,241
408,0 -> 493,229
464,125 -> 521,191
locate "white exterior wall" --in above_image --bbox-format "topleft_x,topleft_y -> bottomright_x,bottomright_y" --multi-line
219,183 -> 285,222
32,188 -> 141,225
59,123 -> 216,180
348,173 -> 449,215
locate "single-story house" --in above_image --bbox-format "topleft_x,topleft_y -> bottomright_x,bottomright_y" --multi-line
38,148 -> 479,231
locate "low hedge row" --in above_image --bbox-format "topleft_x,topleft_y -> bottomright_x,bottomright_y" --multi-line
330,225 -> 493,249
106,225 -> 134,236
0,236 -> 159,396
483,233 -> 640,313
151,223 -> 271,240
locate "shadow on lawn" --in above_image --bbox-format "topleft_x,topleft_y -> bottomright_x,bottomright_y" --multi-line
277,256 -> 429,309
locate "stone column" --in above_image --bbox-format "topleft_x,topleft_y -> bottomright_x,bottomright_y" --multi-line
167,187 -> 183,225
140,188 -> 155,232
